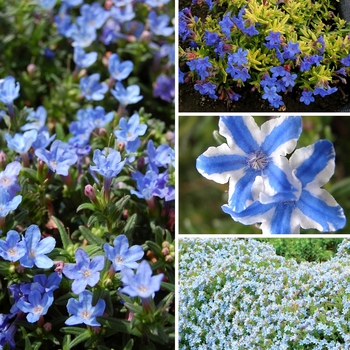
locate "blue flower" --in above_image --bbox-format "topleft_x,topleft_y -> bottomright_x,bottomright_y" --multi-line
222,140 -> 346,233
196,116 -> 302,212
110,4 -> 135,23
227,48 -> 248,66
0,188 -> 22,217
300,91 -> 315,105
108,53 -> 133,81
186,57 -> 212,80
5,130 -> 37,154
35,0 -> 56,10
204,30 -> 219,46
111,82 -> 143,106
0,230 -> 26,262
153,74 -> 175,102
73,47 -> 98,69
80,73 -> 108,101
89,147 -> 126,179
104,234 -> 144,272
65,290 -> 105,326
265,31 -> 281,50
0,161 -> 21,198
0,76 -> 20,105
76,3 -> 109,29
114,113 -> 147,143
20,106 -> 47,132
148,11 -> 174,37
63,248 -> 105,294
20,224 -> 55,268
67,23 -> 97,48
194,81 -> 217,99
341,54 -> 350,66
35,140 -> 78,176
120,260 -> 164,299
21,272 -> 62,295
32,130 -> 56,150
283,41 -> 300,60
16,290 -> 53,323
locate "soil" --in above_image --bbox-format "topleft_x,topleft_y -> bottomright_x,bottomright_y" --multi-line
179,1 -> 350,113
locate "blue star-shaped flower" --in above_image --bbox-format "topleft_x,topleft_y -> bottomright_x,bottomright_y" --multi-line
196,116 -> 302,212
222,140 -> 346,233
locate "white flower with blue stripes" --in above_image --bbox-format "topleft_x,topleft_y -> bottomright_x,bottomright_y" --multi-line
222,140 -> 346,233
196,116 -> 302,212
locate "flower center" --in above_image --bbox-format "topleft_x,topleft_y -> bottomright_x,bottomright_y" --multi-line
137,284 -> 148,294
50,160 -> 57,168
81,310 -> 92,319
0,177 -> 10,185
33,305 -> 43,314
115,254 -> 124,264
29,249 -> 36,258
8,247 -> 17,256
247,150 -> 269,171
82,269 -> 92,278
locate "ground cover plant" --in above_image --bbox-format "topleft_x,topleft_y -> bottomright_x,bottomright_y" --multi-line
179,0 -> 350,112
0,0 -> 175,349
179,116 -> 350,234
179,238 -> 350,349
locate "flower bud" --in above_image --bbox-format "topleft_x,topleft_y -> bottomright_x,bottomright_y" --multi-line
44,322 -> 52,332
165,255 -> 173,262
162,241 -> 170,248
84,184 -> 97,202
162,247 -> 170,256
27,63 -> 36,77
0,151 -> 6,169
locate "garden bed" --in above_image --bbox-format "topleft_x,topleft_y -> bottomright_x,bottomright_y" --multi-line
179,0 -> 350,112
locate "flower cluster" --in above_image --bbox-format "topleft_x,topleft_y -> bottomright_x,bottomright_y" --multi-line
0,0 -> 175,348
179,0 -> 350,109
179,238 -> 350,349
196,116 -> 346,233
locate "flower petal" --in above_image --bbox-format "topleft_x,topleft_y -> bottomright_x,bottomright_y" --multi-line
296,189 -> 346,232
290,140 -> 335,188
228,170 -> 258,212
222,201 -> 275,228
219,116 -> 260,154
196,143 -> 246,184
260,116 -> 302,156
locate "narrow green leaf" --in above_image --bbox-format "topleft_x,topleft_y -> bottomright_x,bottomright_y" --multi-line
160,281 -> 175,293
79,226 -> 104,245
52,216 -> 72,249
97,316 -> 142,337
123,213 -> 137,235
69,330 -> 91,348
123,339 -> 134,350
76,202 -> 96,212
25,337 -> 31,350
62,335 -> 71,350
60,327 -> 86,336
146,240 -> 163,257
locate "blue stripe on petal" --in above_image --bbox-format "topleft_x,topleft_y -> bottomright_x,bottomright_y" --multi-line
294,140 -> 335,187
196,153 -> 246,178
261,116 -> 302,155
228,170 -> 260,212
297,190 -> 346,232
219,116 -> 259,154
263,162 -> 298,200
269,202 -> 294,234
222,201 -> 274,225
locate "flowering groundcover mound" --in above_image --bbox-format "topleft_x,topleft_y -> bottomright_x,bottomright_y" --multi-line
0,0 -> 175,349
179,0 -> 350,112
179,238 -> 350,349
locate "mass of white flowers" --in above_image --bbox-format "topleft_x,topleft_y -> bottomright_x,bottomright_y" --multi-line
179,238 -> 350,349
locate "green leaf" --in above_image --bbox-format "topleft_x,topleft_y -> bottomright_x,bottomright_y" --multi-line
160,281 -> 175,293
76,202 -> 96,212
123,213 -> 137,236
69,330 -> 91,348
51,216 -> 72,250
145,240 -> 163,257
79,226 -> 104,245
25,337 -> 31,350
62,335 -> 71,350
123,339 -> 134,350
124,302 -> 143,315
97,316 -> 142,337
60,327 -> 87,336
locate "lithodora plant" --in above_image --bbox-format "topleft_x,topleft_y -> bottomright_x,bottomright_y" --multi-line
179,0 -> 350,108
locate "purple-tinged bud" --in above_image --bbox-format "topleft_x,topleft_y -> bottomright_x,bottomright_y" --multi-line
165,255 -> 173,262
118,142 -> 125,152
141,30 -> 151,43
162,241 -> 170,248
44,323 -> 52,332
98,128 -> 107,136
85,184 -> 97,202
137,157 -> 145,170
27,64 -> 36,77
162,247 -> 170,256
0,151 -> 6,169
